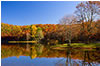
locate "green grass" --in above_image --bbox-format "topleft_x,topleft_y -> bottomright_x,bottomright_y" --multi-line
8,41 -> 37,43
51,43 -> 100,49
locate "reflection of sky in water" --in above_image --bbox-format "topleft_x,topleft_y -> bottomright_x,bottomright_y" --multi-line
2,56 -> 66,66
2,56 -> 100,66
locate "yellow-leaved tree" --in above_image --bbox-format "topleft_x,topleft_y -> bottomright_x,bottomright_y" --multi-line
30,25 -> 37,40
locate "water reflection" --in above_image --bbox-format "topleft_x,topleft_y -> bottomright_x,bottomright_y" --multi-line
1,44 -> 100,66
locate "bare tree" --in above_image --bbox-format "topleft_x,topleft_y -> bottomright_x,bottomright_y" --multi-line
75,1 -> 100,25
75,1 -> 100,43
59,15 -> 77,46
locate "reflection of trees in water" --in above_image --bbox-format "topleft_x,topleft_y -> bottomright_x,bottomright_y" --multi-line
30,44 -> 44,59
26,44 -> 30,52
36,44 -> 44,56
1,44 -> 100,66
81,51 -> 97,66
30,45 -> 37,59
66,48 -> 72,66
55,48 -> 100,66
55,58 -> 65,66
55,48 -> 73,66
67,50 -> 99,66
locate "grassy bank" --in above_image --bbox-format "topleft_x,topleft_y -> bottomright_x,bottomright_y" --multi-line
51,43 -> 100,49
8,41 -> 37,43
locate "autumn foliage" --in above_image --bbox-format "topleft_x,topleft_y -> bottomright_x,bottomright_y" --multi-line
1,19 -> 100,43
1,1 -> 100,44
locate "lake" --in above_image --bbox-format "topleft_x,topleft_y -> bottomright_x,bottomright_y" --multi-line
1,44 -> 100,66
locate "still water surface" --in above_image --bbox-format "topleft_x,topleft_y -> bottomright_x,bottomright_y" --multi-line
1,44 -> 100,66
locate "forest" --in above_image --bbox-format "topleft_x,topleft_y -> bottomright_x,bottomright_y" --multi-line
1,1 -> 100,45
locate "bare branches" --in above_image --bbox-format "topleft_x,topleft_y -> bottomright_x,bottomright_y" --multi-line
59,15 -> 78,25
75,1 -> 100,23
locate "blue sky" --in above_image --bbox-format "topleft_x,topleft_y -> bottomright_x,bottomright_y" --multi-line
1,1 -> 81,25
